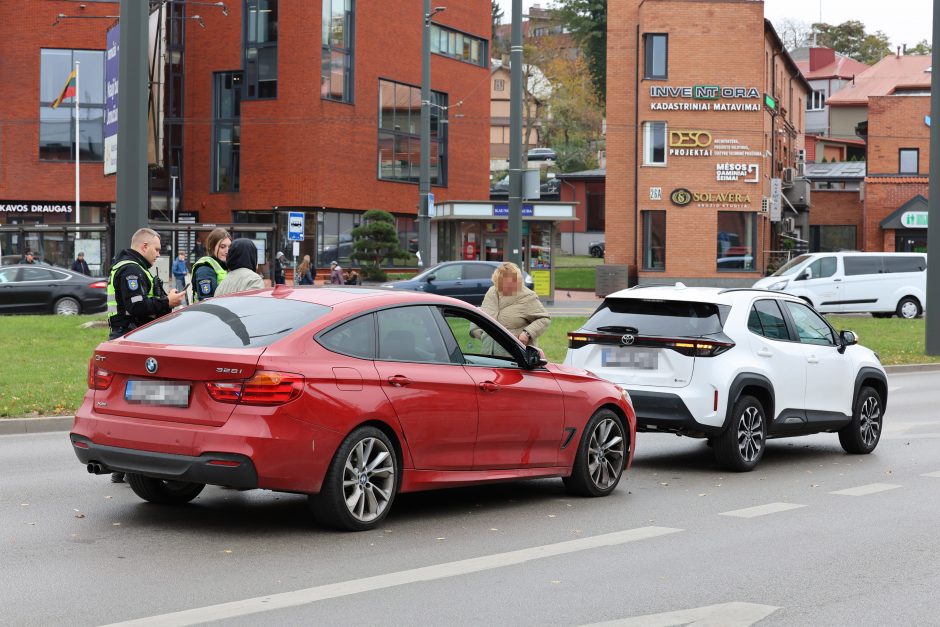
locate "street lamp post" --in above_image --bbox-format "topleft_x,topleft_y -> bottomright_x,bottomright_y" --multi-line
419,2 -> 445,270
170,174 -> 178,258
507,0 -> 523,267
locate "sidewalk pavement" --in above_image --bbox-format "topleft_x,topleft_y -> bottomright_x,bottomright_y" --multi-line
3,361 -> 938,437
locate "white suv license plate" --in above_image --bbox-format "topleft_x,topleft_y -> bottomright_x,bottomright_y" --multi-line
125,380 -> 191,407
602,347 -> 659,370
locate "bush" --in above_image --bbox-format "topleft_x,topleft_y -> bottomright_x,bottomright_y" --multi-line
350,209 -> 412,282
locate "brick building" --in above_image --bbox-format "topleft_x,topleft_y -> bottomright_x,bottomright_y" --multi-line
0,1 -> 118,271
0,1 -> 493,273
605,0 -> 809,289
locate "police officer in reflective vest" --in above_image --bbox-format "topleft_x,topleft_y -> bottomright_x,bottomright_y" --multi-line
190,227 -> 231,301
107,228 -> 184,341
106,228 -> 183,484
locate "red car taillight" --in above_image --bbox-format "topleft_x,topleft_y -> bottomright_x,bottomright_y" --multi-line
205,371 -> 304,406
87,359 -> 114,390
568,332 -> 734,357
88,281 -> 107,289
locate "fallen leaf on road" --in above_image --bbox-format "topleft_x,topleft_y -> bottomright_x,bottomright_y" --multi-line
20,503 -> 29,507
73,509 -> 85,519
436,537 -> 446,541
698,493 -> 707,497
104,496 -> 113,500
490,528 -> 498,531
223,549 -> 233,554
112,523 -> 121,526
547,514 -> 556,518
551,580 -> 561,584
660,482 -> 669,486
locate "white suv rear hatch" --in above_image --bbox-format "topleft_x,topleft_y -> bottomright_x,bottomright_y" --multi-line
565,297 -> 732,389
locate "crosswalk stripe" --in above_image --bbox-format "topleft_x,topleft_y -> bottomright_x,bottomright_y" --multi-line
718,502 -> 806,518
830,483 -> 902,496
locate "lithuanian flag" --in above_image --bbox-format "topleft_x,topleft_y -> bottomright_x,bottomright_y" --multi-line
51,68 -> 77,109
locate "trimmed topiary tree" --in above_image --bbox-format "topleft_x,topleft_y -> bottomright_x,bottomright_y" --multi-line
350,209 -> 412,282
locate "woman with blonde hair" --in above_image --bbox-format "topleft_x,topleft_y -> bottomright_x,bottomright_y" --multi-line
471,262 -> 550,353
295,255 -> 314,285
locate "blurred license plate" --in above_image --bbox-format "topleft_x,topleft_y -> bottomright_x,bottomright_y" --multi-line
602,347 -> 658,369
125,380 -> 191,407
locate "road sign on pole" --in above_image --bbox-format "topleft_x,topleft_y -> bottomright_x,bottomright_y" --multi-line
287,212 -> 305,241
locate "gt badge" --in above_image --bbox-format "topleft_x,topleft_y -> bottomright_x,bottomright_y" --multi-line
145,357 -> 159,374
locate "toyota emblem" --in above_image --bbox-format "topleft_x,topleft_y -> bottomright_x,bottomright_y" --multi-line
145,357 -> 159,374
621,334 -> 635,346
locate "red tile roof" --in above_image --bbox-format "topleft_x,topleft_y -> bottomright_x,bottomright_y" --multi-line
795,55 -> 869,80
865,176 -> 929,184
827,54 -> 932,106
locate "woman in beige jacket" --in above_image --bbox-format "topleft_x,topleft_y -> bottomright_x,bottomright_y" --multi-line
471,262 -> 551,355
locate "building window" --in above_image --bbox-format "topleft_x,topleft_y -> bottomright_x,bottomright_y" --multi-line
807,90 -> 825,111
899,148 -> 919,174
493,79 -> 505,92
430,24 -> 487,67
321,0 -> 354,103
810,225 -> 856,252
642,210 -> 666,270
213,72 -> 242,193
39,49 -> 106,161
643,121 -> 666,165
377,79 -> 447,185
717,212 -> 756,272
644,34 -> 667,79
244,0 -> 278,99
317,210 -> 360,266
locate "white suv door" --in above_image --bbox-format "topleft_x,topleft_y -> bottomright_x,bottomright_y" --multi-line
746,298 -> 807,422
794,255 -> 841,312
782,300 -> 855,417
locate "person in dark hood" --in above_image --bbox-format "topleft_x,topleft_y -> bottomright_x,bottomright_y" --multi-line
214,239 -> 265,296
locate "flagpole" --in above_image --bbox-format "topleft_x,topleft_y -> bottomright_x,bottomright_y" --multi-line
74,61 -> 81,233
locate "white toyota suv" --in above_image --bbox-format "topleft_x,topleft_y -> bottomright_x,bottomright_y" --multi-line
564,284 -> 887,471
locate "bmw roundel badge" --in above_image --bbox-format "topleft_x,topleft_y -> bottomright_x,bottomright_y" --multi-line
145,357 -> 159,374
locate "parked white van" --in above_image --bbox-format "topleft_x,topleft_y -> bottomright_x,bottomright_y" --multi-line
753,252 -> 927,318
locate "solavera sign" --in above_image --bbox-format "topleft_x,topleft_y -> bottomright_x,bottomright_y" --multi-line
670,189 -> 692,206
670,189 -> 753,207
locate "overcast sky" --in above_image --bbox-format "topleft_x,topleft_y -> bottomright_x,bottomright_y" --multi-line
496,0 -> 934,49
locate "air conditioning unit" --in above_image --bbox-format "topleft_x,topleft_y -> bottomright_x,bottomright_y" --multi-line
782,217 -> 796,232
782,167 -> 795,185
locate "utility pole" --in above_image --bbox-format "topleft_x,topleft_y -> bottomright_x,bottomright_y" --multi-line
926,4 -> 940,354
507,0 -> 523,267
115,0 -> 150,253
419,2 -> 444,269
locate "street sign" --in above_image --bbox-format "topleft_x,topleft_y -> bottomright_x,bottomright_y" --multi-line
769,178 -> 782,222
288,211 -> 304,241
428,193 -> 436,218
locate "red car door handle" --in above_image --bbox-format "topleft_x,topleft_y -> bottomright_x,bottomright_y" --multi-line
387,375 -> 412,387
479,381 -> 500,392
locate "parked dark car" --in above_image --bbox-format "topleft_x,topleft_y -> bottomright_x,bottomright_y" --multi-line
527,147 -> 557,161
0,265 -> 107,315
380,261 -> 535,306
589,241 -> 605,258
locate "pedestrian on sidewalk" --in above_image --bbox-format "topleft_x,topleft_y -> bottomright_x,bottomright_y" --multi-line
329,260 -> 343,285
470,262 -> 550,355
273,251 -> 286,285
71,252 -> 90,276
295,255 -> 314,285
171,251 -> 188,304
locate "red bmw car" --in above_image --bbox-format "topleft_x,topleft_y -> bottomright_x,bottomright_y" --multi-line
71,286 -> 636,531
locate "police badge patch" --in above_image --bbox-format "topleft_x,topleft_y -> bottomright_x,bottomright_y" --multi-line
199,279 -> 212,295
126,276 -> 139,291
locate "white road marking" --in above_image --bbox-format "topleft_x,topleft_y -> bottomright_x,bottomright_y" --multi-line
582,601 -> 781,626
921,471 -> 940,478
102,526 -> 683,627
718,502 -> 806,518
830,483 -> 902,496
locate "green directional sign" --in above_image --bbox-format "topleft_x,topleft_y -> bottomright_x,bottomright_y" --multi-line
764,93 -> 777,111
901,211 -> 929,228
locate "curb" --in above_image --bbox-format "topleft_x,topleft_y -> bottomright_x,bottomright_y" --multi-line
0,416 -> 73,436
2,363 -> 940,436
883,363 -> 940,374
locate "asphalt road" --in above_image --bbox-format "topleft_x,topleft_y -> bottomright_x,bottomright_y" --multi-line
2,370 -> 939,626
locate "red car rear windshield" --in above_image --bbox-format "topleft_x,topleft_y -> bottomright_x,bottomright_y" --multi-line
125,296 -> 330,348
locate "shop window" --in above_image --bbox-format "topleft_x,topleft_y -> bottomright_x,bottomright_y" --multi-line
643,122 -> 666,165
644,34 -> 667,79
212,72 -> 242,193
39,49 -> 106,162
378,79 -> 447,185
716,212 -> 756,272
244,0 -> 278,99
809,225 -> 856,252
321,0 -> 354,102
642,210 -> 666,270
899,148 -> 919,174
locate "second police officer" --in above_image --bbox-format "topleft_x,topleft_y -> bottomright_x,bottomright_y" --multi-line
190,227 -> 231,302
